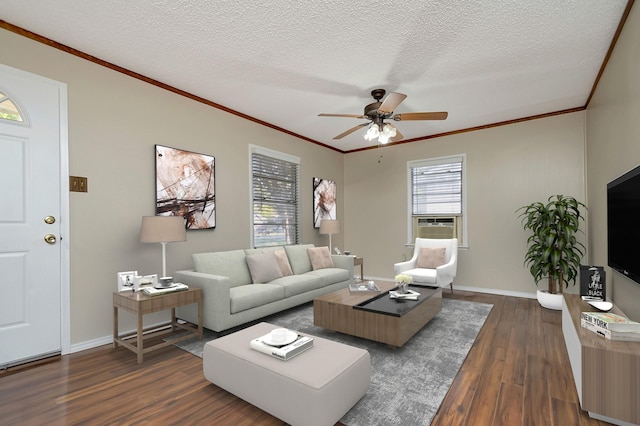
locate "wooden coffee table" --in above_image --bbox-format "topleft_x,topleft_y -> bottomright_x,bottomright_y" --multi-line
313,281 -> 442,348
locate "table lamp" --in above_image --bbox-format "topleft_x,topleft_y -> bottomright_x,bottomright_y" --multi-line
319,219 -> 340,252
139,215 -> 186,278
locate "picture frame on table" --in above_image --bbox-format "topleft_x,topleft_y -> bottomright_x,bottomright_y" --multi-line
117,271 -> 138,292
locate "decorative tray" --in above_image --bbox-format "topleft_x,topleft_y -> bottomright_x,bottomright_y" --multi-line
349,281 -> 381,292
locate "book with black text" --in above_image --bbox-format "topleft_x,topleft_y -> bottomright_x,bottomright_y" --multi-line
581,311 -> 640,332
580,318 -> 640,342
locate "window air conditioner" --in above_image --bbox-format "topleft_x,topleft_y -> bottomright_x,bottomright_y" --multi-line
413,216 -> 459,240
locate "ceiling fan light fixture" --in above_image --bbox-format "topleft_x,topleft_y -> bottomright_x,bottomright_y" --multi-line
364,124 -> 380,141
378,123 -> 396,144
382,123 -> 396,137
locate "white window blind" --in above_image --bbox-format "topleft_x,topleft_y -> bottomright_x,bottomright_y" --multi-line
251,150 -> 300,247
410,158 -> 463,215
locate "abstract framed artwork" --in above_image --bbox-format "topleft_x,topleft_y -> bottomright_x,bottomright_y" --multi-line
313,177 -> 336,228
155,145 -> 216,229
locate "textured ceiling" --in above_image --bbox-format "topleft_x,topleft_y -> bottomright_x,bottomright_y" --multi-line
0,1 -> 632,152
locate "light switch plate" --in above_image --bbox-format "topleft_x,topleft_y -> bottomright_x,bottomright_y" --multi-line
70,176 -> 88,192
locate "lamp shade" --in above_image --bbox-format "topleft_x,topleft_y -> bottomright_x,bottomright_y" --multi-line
319,219 -> 340,235
139,216 -> 186,243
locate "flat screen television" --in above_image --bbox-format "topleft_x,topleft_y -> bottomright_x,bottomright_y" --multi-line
607,164 -> 640,285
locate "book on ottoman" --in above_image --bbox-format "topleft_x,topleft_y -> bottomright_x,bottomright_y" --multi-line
250,332 -> 314,361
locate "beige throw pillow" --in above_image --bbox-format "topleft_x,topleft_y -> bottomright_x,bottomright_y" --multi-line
416,247 -> 447,269
245,251 -> 283,283
274,248 -> 294,276
307,246 -> 334,270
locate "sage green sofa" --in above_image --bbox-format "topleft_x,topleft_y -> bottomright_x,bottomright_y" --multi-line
175,244 -> 354,332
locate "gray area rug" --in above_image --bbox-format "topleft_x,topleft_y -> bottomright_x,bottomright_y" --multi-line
175,298 -> 492,425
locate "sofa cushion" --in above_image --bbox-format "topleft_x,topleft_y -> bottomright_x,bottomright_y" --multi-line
416,247 -> 446,269
269,274 -> 325,298
307,246 -> 334,270
193,250 -> 252,287
403,267 -> 437,284
245,251 -> 283,284
284,244 -> 315,275
229,284 -> 285,314
305,267 -> 349,286
274,249 -> 294,276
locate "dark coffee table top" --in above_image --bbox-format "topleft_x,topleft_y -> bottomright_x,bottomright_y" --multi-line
353,284 -> 440,317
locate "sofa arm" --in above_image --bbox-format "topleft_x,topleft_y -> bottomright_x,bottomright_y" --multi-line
394,259 -> 416,275
174,269 -> 232,330
331,255 -> 355,281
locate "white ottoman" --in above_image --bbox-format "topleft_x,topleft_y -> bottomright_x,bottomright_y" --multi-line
203,322 -> 370,426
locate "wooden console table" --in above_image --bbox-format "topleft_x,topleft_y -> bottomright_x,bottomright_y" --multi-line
562,293 -> 640,425
113,287 -> 203,363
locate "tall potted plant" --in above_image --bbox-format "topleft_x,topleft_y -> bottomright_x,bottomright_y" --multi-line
517,195 -> 586,310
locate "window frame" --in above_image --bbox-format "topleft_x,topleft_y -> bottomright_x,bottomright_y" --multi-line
249,145 -> 301,248
406,154 -> 467,246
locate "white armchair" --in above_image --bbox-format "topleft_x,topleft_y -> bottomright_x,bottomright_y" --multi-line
394,238 -> 458,293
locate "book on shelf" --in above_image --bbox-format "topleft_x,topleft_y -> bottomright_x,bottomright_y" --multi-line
250,333 -> 314,361
581,311 -> 640,332
580,318 -> 640,342
579,265 -> 606,300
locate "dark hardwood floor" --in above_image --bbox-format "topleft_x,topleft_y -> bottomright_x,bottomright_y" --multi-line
0,291 -> 612,425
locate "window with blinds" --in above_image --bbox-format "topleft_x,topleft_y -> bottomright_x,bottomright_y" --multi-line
251,148 -> 300,247
411,160 -> 462,215
408,155 -> 465,244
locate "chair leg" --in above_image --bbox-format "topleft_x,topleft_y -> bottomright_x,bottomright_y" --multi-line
449,283 -> 453,294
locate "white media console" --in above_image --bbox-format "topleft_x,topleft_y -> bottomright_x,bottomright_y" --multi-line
562,294 -> 640,426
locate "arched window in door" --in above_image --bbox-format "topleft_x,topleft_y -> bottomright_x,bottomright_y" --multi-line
0,90 -> 27,124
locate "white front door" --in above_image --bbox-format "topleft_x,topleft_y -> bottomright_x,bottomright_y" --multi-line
0,64 -> 66,368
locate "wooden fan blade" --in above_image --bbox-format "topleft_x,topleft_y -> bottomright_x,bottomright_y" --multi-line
393,112 -> 448,121
391,128 -> 404,142
378,92 -> 407,114
333,123 -> 368,139
318,113 -> 366,119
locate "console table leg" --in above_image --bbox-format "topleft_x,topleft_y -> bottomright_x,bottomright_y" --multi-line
137,311 -> 143,364
113,306 -> 118,349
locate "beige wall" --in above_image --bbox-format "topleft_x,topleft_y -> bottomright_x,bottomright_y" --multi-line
344,112 -> 586,295
586,3 -> 640,320
1,29 -> 345,345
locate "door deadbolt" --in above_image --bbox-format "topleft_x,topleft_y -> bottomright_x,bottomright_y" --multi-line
44,216 -> 56,224
44,234 -> 57,244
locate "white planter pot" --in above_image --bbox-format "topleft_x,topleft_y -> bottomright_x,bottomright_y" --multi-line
537,290 -> 563,310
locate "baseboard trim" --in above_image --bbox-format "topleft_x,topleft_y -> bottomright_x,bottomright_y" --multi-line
69,284 -> 538,354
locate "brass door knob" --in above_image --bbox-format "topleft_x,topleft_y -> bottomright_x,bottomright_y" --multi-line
44,234 -> 57,244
